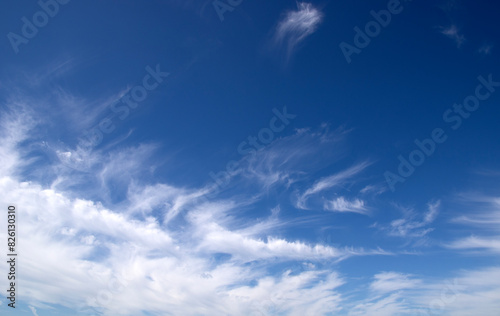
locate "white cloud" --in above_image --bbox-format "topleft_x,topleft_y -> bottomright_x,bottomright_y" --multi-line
29,305 -> 39,316
239,124 -> 349,191
370,272 -> 421,294
4,74 -> 500,315
1,168 -> 389,315
411,267 -> 500,316
229,270 -> 344,316
446,236 -> 500,253
448,193 -> 500,254
324,196 -> 368,215
348,293 -> 412,316
348,267 -> 500,316
377,201 -> 440,241
452,194 -> 500,228
296,161 -> 371,209
0,103 -> 388,316
478,43 -> 493,55
0,103 -> 37,177
187,200 -> 387,263
440,25 -> 466,47
360,184 -> 387,195
272,2 -> 323,61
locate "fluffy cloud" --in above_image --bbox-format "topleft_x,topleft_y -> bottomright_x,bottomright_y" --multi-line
324,197 -> 368,214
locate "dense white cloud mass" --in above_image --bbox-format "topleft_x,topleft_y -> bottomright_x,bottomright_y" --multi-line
0,104 -> 368,315
1,95 -> 500,315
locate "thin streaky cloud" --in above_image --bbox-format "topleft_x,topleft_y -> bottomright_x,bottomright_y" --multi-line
29,306 -> 39,316
296,161 -> 372,209
377,201 -> 440,240
370,272 -> 421,294
455,192 -> 500,205
360,184 -> 387,195
445,236 -> 500,254
451,193 -> 500,228
447,193 -> 500,254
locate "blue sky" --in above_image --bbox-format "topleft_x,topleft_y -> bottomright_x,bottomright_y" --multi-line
0,0 -> 500,315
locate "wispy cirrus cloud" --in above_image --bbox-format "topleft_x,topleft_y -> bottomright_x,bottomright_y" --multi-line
478,43 -> 494,55
4,64 -> 499,316
0,89 -> 388,315
28,306 -> 39,316
374,201 -> 440,243
348,292 -> 412,316
347,272 -> 422,315
447,192 -> 500,254
296,161 -> 372,210
271,2 -> 323,62
348,266 -> 500,316
360,184 -> 387,195
440,24 -> 466,47
446,236 -> 500,254
451,193 -> 500,228
370,272 -> 421,294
